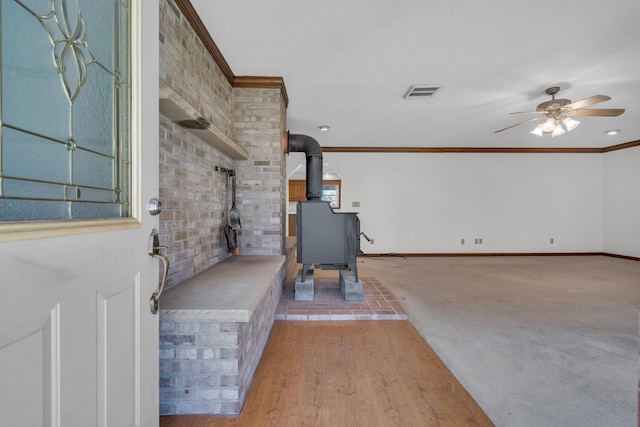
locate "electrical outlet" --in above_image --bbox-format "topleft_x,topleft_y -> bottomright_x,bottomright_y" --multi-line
550,238 -> 554,244
479,238 -> 483,244
370,239 -> 374,244
352,201 -> 360,207
461,238 -> 465,245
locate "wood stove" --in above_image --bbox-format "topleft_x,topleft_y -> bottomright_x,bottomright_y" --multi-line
297,200 -> 360,282
286,132 -> 361,287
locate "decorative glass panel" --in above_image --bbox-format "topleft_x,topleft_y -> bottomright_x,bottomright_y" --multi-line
3,127 -> 69,183
0,0 -> 131,221
73,66 -> 116,156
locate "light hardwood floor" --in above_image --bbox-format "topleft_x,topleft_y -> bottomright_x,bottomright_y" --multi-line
160,320 -> 493,427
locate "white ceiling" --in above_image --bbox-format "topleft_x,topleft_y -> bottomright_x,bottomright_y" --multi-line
191,0 -> 640,149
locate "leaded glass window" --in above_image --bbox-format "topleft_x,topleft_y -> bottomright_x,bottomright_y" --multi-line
0,0 -> 131,221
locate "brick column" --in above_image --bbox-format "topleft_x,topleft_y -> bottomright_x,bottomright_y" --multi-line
232,88 -> 287,255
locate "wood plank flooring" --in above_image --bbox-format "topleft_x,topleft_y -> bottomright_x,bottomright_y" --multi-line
160,321 -> 493,427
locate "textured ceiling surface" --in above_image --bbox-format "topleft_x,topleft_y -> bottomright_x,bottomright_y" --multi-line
191,0 -> 640,148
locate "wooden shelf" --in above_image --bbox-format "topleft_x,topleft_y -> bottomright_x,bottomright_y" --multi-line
159,83 -> 248,160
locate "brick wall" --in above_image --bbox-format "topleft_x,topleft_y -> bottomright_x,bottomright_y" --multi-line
158,0 -> 287,289
232,87 -> 287,256
159,320 -> 240,414
159,0 -> 233,136
158,115 -> 234,288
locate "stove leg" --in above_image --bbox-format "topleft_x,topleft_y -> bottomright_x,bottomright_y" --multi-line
347,262 -> 359,283
301,264 -> 312,283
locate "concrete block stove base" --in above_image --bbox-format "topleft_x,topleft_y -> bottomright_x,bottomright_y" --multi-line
294,269 -> 315,301
295,269 -> 363,301
339,271 -> 364,301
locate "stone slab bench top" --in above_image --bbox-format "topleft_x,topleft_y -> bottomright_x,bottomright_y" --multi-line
160,255 -> 285,322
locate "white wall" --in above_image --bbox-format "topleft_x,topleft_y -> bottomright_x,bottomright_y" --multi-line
288,152 -> 604,254
603,146 -> 640,257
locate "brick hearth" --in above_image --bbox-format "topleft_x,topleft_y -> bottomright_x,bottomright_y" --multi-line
276,276 -> 407,321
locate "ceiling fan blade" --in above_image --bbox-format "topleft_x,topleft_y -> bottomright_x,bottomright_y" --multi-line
508,111 -> 540,115
494,116 -> 542,133
570,108 -> 625,117
564,95 -> 611,110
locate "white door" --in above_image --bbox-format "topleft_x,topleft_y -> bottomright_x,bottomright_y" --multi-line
0,1 -> 160,426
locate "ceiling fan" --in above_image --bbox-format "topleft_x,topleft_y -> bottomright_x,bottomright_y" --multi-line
495,86 -> 625,137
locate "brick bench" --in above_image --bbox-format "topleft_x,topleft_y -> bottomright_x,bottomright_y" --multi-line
159,255 -> 286,415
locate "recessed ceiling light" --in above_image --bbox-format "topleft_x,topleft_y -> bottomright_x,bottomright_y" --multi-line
318,125 -> 330,131
604,129 -> 620,135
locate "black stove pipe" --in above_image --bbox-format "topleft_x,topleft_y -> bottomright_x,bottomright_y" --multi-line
286,132 -> 323,200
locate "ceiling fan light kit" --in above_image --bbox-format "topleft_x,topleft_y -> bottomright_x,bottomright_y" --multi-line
551,123 -> 565,137
496,86 -> 625,138
531,116 -> 580,138
563,117 -> 580,131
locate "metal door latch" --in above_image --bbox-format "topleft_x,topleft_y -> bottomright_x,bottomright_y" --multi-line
148,229 -> 169,314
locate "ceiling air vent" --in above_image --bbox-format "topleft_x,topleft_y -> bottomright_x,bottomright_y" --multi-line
403,85 -> 441,99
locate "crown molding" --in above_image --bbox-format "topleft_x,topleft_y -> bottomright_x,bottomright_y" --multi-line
601,139 -> 640,152
323,141 -> 640,154
322,147 -> 602,154
173,0 -> 288,106
233,76 -> 289,107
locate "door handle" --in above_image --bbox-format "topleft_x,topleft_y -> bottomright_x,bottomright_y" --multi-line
148,229 -> 170,314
